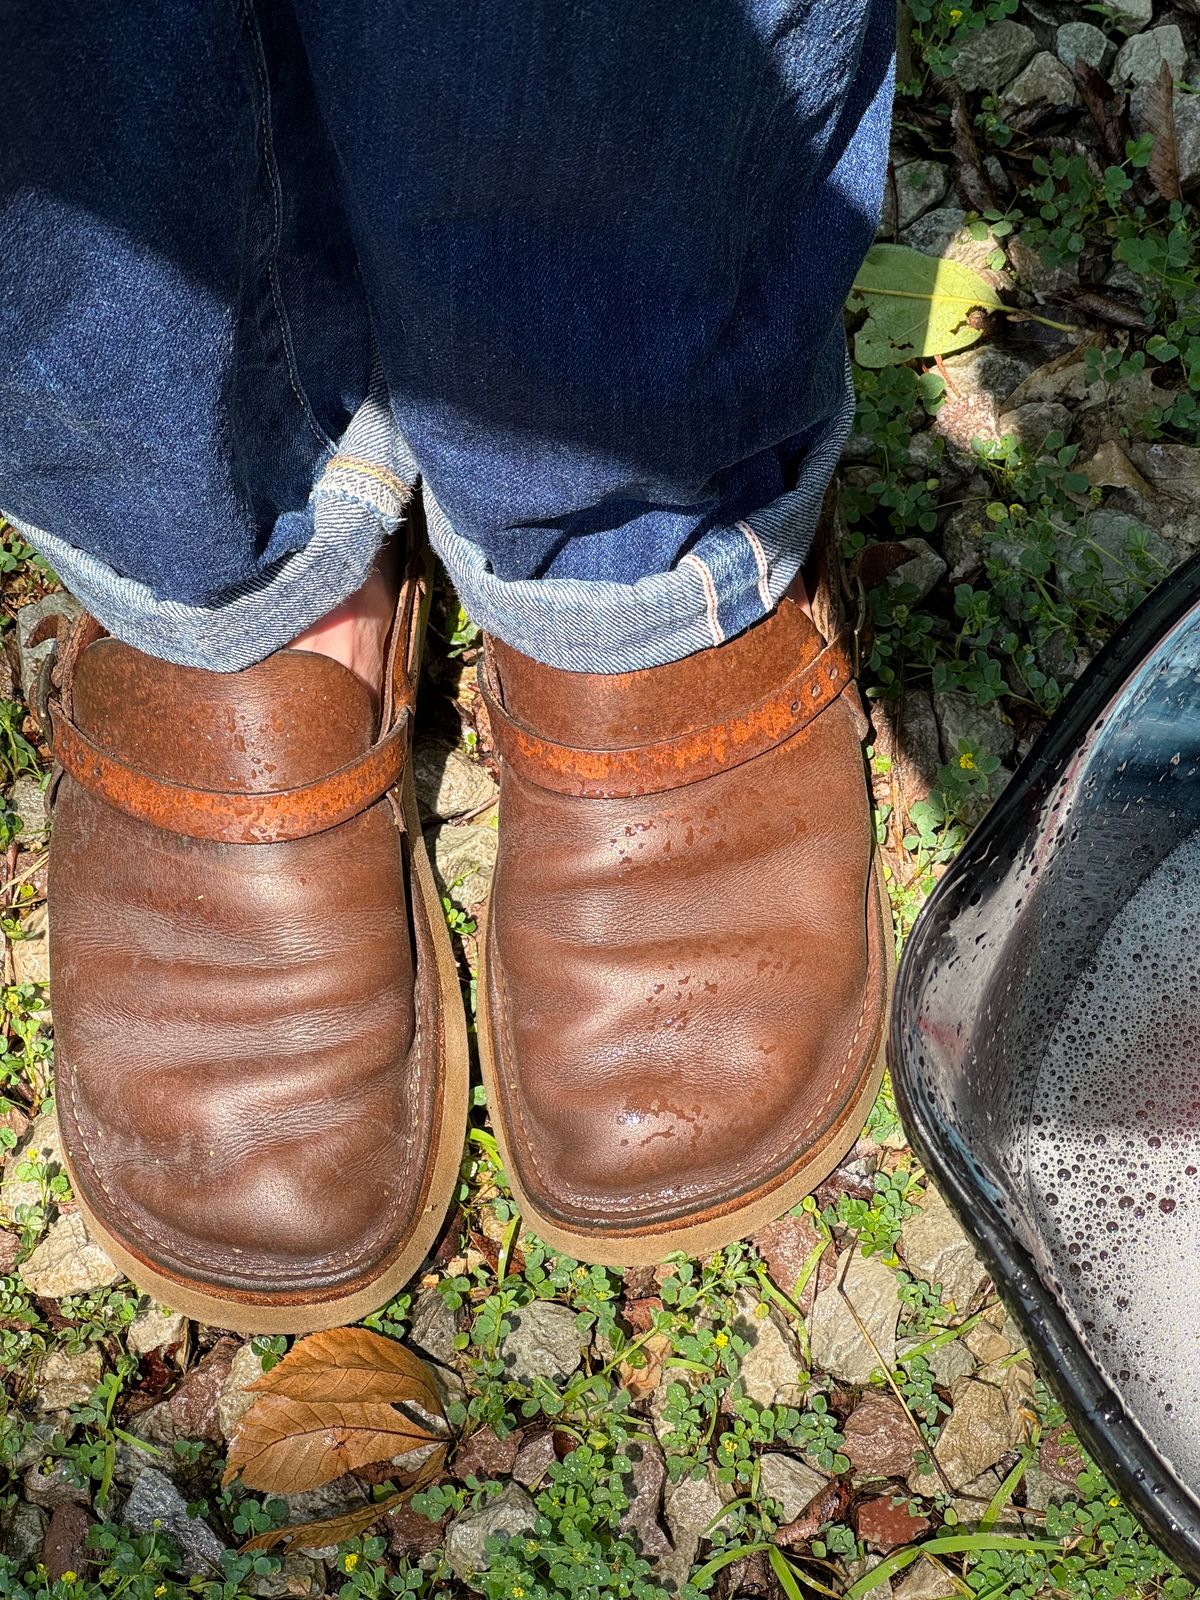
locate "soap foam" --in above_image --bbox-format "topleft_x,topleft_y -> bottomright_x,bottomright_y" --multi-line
1028,828 -> 1200,1471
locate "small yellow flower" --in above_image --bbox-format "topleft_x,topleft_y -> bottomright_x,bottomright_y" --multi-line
1109,1496 -> 1121,1507
959,751 -> 976,770
155,1588 -> 167,1598
513,1588 -> 526,1598
949,6 -> 963,20
60,1576 -> 77,1586
344,1554 -> 359,1573
714,1331 -> 729,1348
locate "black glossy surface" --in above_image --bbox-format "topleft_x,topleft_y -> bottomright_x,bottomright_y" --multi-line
892,549 -> 1200,1575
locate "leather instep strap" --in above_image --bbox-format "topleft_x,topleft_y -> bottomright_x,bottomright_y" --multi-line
49,700 -> 410,844
480,630 -> 855,799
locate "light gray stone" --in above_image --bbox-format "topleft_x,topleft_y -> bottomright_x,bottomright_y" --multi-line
1058,510 -> 1175,610
1113,26 -> 1187,87
11,904 -> 49,985
902,208 -> 1008,282
1006,235 -> 1079,299
500,1300 -> 585,1384
951,1465 -> 1026,1529
619,1435 -> 671,1561
732,1290 -> 805,1407
20,1211 -> 121,1299
127,1302 -> 189,1360
937,346 -> 1033,409
1000,51 -> 1078,111
899,204 -> 964,258
951,21 -> 1038,92
925,1336 -> 977,1389
32,1346 -> 103,1411
933,1378 -> 1019,1489
408,1287 -> 460,1366
245,1554 -> 326,1598
1055,21 -> 1113,72
412,740 -> 497,821
648,1367 -> 699,1450
16,593 -> 83,705
0,1500 -> 48,1574
22,1458 -> 90,1509
8,775 -> 48,843
124,1467 -> 228,1576
757,1454 -> 828,1522
900,1185 -> 988,1315
893,1556 -> 962,1600
217,1342 -> 263,1441
1024,1464 -> 1076,1511
905,428 -> 972,491
941,504 -> 989,583
661,1469 -> 728,1592
1175,93 -> 1200,190
1,1106 -> 65,1223
428,820 -> 497,910
1107,0 -> 1153,30
426,1360 -> 467,1422
880,160 -> 950,235
807,1250 -> 900,1386
886,539 -> 947,603
997,401 -> 1072,446
445,1483 -> 537,1579
8,1418 -> 62,1474
934,690 -> 1015,764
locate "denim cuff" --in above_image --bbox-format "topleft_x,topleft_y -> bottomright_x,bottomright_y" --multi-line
425,354 -> 855,673
12,357 -> 853,675
8,389 -> 416,673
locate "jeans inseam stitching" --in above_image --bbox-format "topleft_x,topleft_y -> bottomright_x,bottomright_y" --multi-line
236,0 -> 337,455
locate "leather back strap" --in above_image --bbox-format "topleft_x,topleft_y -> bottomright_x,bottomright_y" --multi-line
49,701 -> 409,844
480,631 -> 855,799
46,538 -> 429,843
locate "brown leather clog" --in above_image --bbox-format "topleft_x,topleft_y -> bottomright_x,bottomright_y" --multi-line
477,495 -> 892,1264
43,548 -> 468,1332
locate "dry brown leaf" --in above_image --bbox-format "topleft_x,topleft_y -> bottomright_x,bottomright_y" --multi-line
1001,332 -> 1104,412
950,88 -> 997,215
224,1328 -> 448,1494
1082,439 -> 1154,495
240,1444 -> 448,1552
617,1332 -> 672,1401
1142,63 -> 1182,204
224,1393 -> 439,1493
248,1327 -> 443,1417
1073,62 -> 1131,170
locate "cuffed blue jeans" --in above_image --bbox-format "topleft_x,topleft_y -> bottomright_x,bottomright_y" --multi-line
0,0 -> 892,674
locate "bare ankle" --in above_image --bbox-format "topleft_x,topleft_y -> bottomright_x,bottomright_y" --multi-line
290,547 -> 399,701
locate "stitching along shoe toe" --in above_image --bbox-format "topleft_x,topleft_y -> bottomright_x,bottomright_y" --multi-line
478,491 -> 895,1265
43,544 -> 468,1333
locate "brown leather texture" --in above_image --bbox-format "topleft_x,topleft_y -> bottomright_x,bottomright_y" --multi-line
48,609 -> 446,1308
480,631 -> 854,798
482,544 -> 887,1245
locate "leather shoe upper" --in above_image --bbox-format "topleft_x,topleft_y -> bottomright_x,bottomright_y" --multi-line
480,568 -> 887,1241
